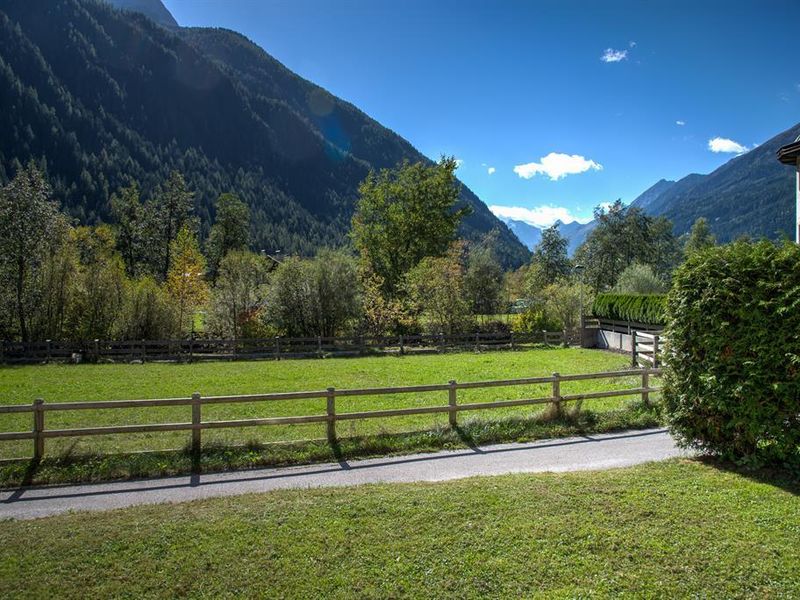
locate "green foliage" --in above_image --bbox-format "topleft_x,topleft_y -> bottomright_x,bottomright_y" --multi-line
207,192 -> 250,276
613,263 -> 668,294
683,217 -> 716,257
591,293 -> 667,325
166,227 -> 208,335
206,250 -> 271,339
512,309 -> 561,333
662,241 -> 800,465
351,158 -> 470,297
529,224 -> 570,288
0,162 -> 69,341
264,249 -> 361,338
464,236 -> 505,315
115,276 -> 179,340
543,282 -> 593,331
404,242 -> 474,335
575,200 -> 679,291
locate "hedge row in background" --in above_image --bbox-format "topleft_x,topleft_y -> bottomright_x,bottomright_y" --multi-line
591,293 -> 667,325
663,241 -> 800,466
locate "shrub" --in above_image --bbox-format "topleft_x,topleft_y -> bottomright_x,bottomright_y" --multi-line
662,241 -> 800,465
613,263 -> 668,294
512,309 -> 561,334
591,293 -> 666,325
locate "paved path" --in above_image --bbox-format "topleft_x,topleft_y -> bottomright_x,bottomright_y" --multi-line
0,428 -> 684,520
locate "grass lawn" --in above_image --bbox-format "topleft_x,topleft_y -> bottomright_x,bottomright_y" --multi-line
1,460 -> 797,598
0,348 -> 638,459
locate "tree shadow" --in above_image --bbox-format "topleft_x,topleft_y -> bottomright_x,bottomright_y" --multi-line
695,456 -> 799,496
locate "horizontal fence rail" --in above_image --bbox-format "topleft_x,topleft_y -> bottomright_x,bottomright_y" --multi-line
632,331 -> 664,368
0,368 -> 662,461
0,330 -> 579,365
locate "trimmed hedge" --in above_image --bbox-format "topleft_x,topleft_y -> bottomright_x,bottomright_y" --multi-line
663,241 -> 800,465
591,293 -> 667,325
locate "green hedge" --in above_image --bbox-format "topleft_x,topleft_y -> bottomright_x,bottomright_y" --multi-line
591,293 -> 667,325
663,241 -> 800,465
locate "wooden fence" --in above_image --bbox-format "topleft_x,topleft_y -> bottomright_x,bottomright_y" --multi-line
0,367 -> 661,461
632,332 -> 663,368
0,330 -> 574,364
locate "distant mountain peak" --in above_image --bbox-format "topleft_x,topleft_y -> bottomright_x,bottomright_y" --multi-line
105,0 -> 179,29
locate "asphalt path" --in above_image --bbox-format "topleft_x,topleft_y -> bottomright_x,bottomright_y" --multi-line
0,428 -> 686,520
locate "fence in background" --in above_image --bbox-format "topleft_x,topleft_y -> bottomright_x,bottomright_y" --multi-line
632,332 -> 663,368
0,368 -> 661,461
0,330 -> 577,364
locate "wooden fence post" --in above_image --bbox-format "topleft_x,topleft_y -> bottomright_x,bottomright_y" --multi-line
33,398 -> 44,460
631,332 -> 638,367
475,332 -> 480,352
191,392 -> 202,454
317,335 -> 322,357
653,335 -> 660,368
399,334 -> 404,356
641,369 -> 650,407
46,339 -> 52,362
274,336 -> 280,361
552,373 -> 561,417
326,387 -> 336,443
448,380 -> 458,427
509,331 -> 515,351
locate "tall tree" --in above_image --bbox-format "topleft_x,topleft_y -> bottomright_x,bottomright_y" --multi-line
351,157 -> 470,297
166,227 -> 209,335
528,225 -> 570,290
684,217 -> 716,256
0,163 -> 68,341
465,238 -> 505,316
155,171 -> 194,280
110,183 -> 146,277
575,200 -> 678,291
207,192 -> 251,276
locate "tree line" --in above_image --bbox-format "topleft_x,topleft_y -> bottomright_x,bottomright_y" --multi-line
0,158 -> 717,343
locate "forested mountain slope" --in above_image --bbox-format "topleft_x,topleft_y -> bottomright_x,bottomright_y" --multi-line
0,0 -> 529,266
629,122 -> 799,241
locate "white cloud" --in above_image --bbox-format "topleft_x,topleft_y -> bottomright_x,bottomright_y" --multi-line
513,152 -> 602,181
487,166 -> 496,175
708,137 -> 749,154
454,158 -> 464,169
676,120 -> 685,126
489,205 -> 593,228
629,41 -> 637,48
601,48 -> 627,63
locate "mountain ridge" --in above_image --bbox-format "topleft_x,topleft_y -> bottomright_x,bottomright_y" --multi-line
0,0 -> 529,266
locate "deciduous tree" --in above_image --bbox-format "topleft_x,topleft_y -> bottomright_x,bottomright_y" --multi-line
351,157 -> 470,297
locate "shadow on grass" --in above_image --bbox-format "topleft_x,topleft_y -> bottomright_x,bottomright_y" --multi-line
0,401 -> 662,489
694,455 -> 800,496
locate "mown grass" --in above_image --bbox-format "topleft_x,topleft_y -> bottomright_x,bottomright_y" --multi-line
0,348 -> 638,460
1,460 -> 797,598
0,401 -> 659,487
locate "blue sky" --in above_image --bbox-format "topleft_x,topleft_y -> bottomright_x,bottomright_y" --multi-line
164,0 -> 798,227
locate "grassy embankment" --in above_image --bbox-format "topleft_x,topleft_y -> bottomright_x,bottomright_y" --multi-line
0,348 -> 659,485
0,460 -> 797,598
